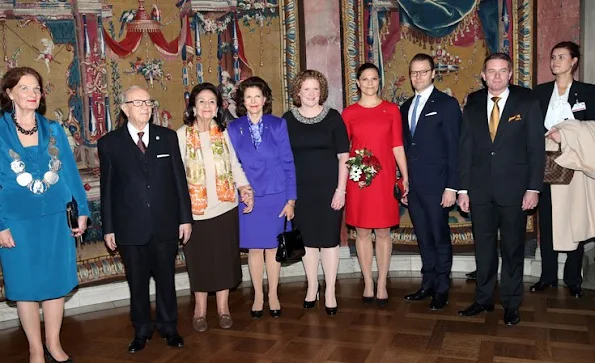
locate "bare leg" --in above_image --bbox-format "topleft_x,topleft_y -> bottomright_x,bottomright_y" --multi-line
265,248 -> 281,310
248,249 -> 265,311
302,247 -> 320,301
41,297 -> 69,361
16,301 -> 44,363
321,246 -> 340,308
193,292 -> 208,318
215,290 -> 230,315
355,227 -> 374,297
375,228 -> 393,299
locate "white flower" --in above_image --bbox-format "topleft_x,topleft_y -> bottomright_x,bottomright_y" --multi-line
349,168 -> 362,182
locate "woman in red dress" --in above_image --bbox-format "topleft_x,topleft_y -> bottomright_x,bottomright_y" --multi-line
342,63 -> 409,306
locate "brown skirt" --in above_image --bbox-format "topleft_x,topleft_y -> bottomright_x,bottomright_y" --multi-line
184,207 -> 242,292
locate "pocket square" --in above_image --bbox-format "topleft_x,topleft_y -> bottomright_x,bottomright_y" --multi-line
508,114 -> 522,122
425,111 -> 438,116
157,154 -> 170,158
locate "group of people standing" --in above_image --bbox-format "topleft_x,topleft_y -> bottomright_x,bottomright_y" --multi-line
0,39 -> 593,362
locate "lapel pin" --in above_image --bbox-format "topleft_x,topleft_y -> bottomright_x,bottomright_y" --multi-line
240,127 -> 243,135
156,136 -> 160,140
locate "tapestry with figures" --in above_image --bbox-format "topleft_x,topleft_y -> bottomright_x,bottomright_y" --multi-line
0,0 -> 301,302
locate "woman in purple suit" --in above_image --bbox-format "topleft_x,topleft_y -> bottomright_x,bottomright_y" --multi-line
227,76 -> 297,318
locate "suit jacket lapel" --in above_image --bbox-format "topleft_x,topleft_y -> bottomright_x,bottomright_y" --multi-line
118,124 -> 146,172
494,89 -> 519,143
414,89 -> 437,138
401,98 -> 412,142
473,91 -> 492,145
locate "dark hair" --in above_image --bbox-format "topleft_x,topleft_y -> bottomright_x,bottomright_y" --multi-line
482,52 -> 512,71
0,67 -> 46,115
410,53 -> 435,70
290,70 -> 329,107
356,63 -> 379,80
183,83 -> 226,131
552,41 -> 580,73
234,76 -> 273,116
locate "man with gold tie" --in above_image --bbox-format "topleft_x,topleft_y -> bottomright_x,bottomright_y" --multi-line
456,53 -> 544,326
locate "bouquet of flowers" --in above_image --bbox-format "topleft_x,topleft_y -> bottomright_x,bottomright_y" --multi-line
346,148 -> 381,188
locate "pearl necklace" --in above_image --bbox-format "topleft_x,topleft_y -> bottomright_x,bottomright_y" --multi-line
9,128 -> 62,194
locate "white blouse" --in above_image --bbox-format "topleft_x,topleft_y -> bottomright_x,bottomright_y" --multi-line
544,82 -> 575,130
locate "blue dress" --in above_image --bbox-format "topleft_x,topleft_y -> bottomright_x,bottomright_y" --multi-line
227,115 -> 297,249
0,112 -> 89,301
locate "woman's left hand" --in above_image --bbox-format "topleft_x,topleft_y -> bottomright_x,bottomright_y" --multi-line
279,203 -> 295,220
71,216 -> 88,238
331,189 -> 346,210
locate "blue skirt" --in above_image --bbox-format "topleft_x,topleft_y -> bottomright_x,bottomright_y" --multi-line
239,192 -> 286,249
0,211 -> 77,301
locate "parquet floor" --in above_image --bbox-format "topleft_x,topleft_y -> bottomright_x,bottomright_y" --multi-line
1,277 -> 595,363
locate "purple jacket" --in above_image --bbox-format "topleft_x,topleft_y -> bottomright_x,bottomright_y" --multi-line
227,114 -> 297,200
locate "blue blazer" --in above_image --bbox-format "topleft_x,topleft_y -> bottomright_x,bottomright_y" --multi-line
227,114 -> 297,200
0,112 -> 89,231
400,88 -> 462,194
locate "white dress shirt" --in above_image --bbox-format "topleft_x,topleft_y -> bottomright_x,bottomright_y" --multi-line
127,122 -> 150,147
486,87 -> 510,123
408,84 -> 434,129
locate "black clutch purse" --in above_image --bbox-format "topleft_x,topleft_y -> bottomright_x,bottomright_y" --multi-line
275,219 -> 305,265
66,198 -> 83,248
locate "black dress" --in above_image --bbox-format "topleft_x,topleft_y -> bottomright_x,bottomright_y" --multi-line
283,106 -> 350,248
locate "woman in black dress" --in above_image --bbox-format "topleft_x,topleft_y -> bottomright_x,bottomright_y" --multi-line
283,70 -> 349,315
531,41 -> 595,298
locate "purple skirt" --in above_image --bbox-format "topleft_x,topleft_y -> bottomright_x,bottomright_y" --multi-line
239,192 -> 286,249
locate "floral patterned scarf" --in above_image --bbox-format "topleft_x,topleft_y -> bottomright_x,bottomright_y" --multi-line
186,121 -> 235,215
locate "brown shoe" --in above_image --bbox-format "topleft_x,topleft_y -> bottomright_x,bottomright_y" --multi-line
218,314 -> 233,329
192,316 -> 207,332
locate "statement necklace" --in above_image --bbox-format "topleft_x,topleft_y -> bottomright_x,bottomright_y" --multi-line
12,110 -> 38,135
9,128 -> 61,194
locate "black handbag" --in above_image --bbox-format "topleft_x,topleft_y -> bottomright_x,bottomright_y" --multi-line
275,219 -> 305,265
66,198 -> 84,249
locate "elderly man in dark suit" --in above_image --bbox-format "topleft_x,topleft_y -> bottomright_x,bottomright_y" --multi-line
457,53 -> 545,326
98,86 -> 192,352
400,53 -> 462,311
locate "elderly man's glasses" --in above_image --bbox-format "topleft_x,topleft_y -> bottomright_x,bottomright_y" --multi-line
410,70 -> 432,77
125,100 -> 155,107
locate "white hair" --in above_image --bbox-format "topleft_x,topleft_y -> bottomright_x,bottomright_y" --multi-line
120,85 -> 146,104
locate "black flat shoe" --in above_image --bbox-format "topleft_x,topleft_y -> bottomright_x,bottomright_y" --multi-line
568,285 -> 583,298
325,306 -> 338,315
43,345 -> 73,362
250,310 -> 263,318
457,302 -> 494,316
164,332 -> 184,348
376,298 -> 388,308
530,280 -> 557,292
503,308 -> 521,326
269,309 -> 282,318
429,293 -> 448,311
404,288 -> 434,301
127,336 -> 150,354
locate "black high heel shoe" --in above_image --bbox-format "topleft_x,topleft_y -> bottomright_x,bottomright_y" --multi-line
362,281 -> 375,304
250,309 -> 263,318
44,345 -> 73,363
304,290 -> 319,309
325,306 -> 338,315
269,308 -> 282,318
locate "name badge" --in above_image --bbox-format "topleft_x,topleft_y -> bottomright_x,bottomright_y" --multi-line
572,102 -> 586,112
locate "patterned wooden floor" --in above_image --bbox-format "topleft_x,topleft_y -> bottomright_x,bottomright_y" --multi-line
1,277 -> 595,363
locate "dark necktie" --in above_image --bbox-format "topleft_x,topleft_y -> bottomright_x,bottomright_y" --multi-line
137,131 -> 146,153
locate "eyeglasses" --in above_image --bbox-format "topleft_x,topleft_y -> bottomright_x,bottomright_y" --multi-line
410,69 -> 432,77
125,100 -> 155,107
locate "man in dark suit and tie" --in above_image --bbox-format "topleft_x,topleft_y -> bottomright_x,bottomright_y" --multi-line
98,86 -> 193,352
457,53 -> 545,326
400,53 -> 462,310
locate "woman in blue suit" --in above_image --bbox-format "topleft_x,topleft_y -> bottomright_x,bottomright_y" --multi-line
0,67 -> 89,362
227,76 -> 296,318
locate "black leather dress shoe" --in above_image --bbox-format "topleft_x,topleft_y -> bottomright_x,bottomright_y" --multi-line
503,308 -> 521,326
250,310 -> 263,318
530,280 -> 557,292
164,332 -> 183,348
128,336 -> 150,353
269,309 -> 282,318
404,288 -> 434,301
568,285 -> 583,298
429,293 -> 448,310
457,302 -> 494,316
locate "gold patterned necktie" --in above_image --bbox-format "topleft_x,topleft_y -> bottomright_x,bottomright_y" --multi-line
489,96 -> 501,142
137,131 -> 146,153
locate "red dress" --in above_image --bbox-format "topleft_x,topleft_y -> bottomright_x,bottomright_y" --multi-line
342,100 -> 403,228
